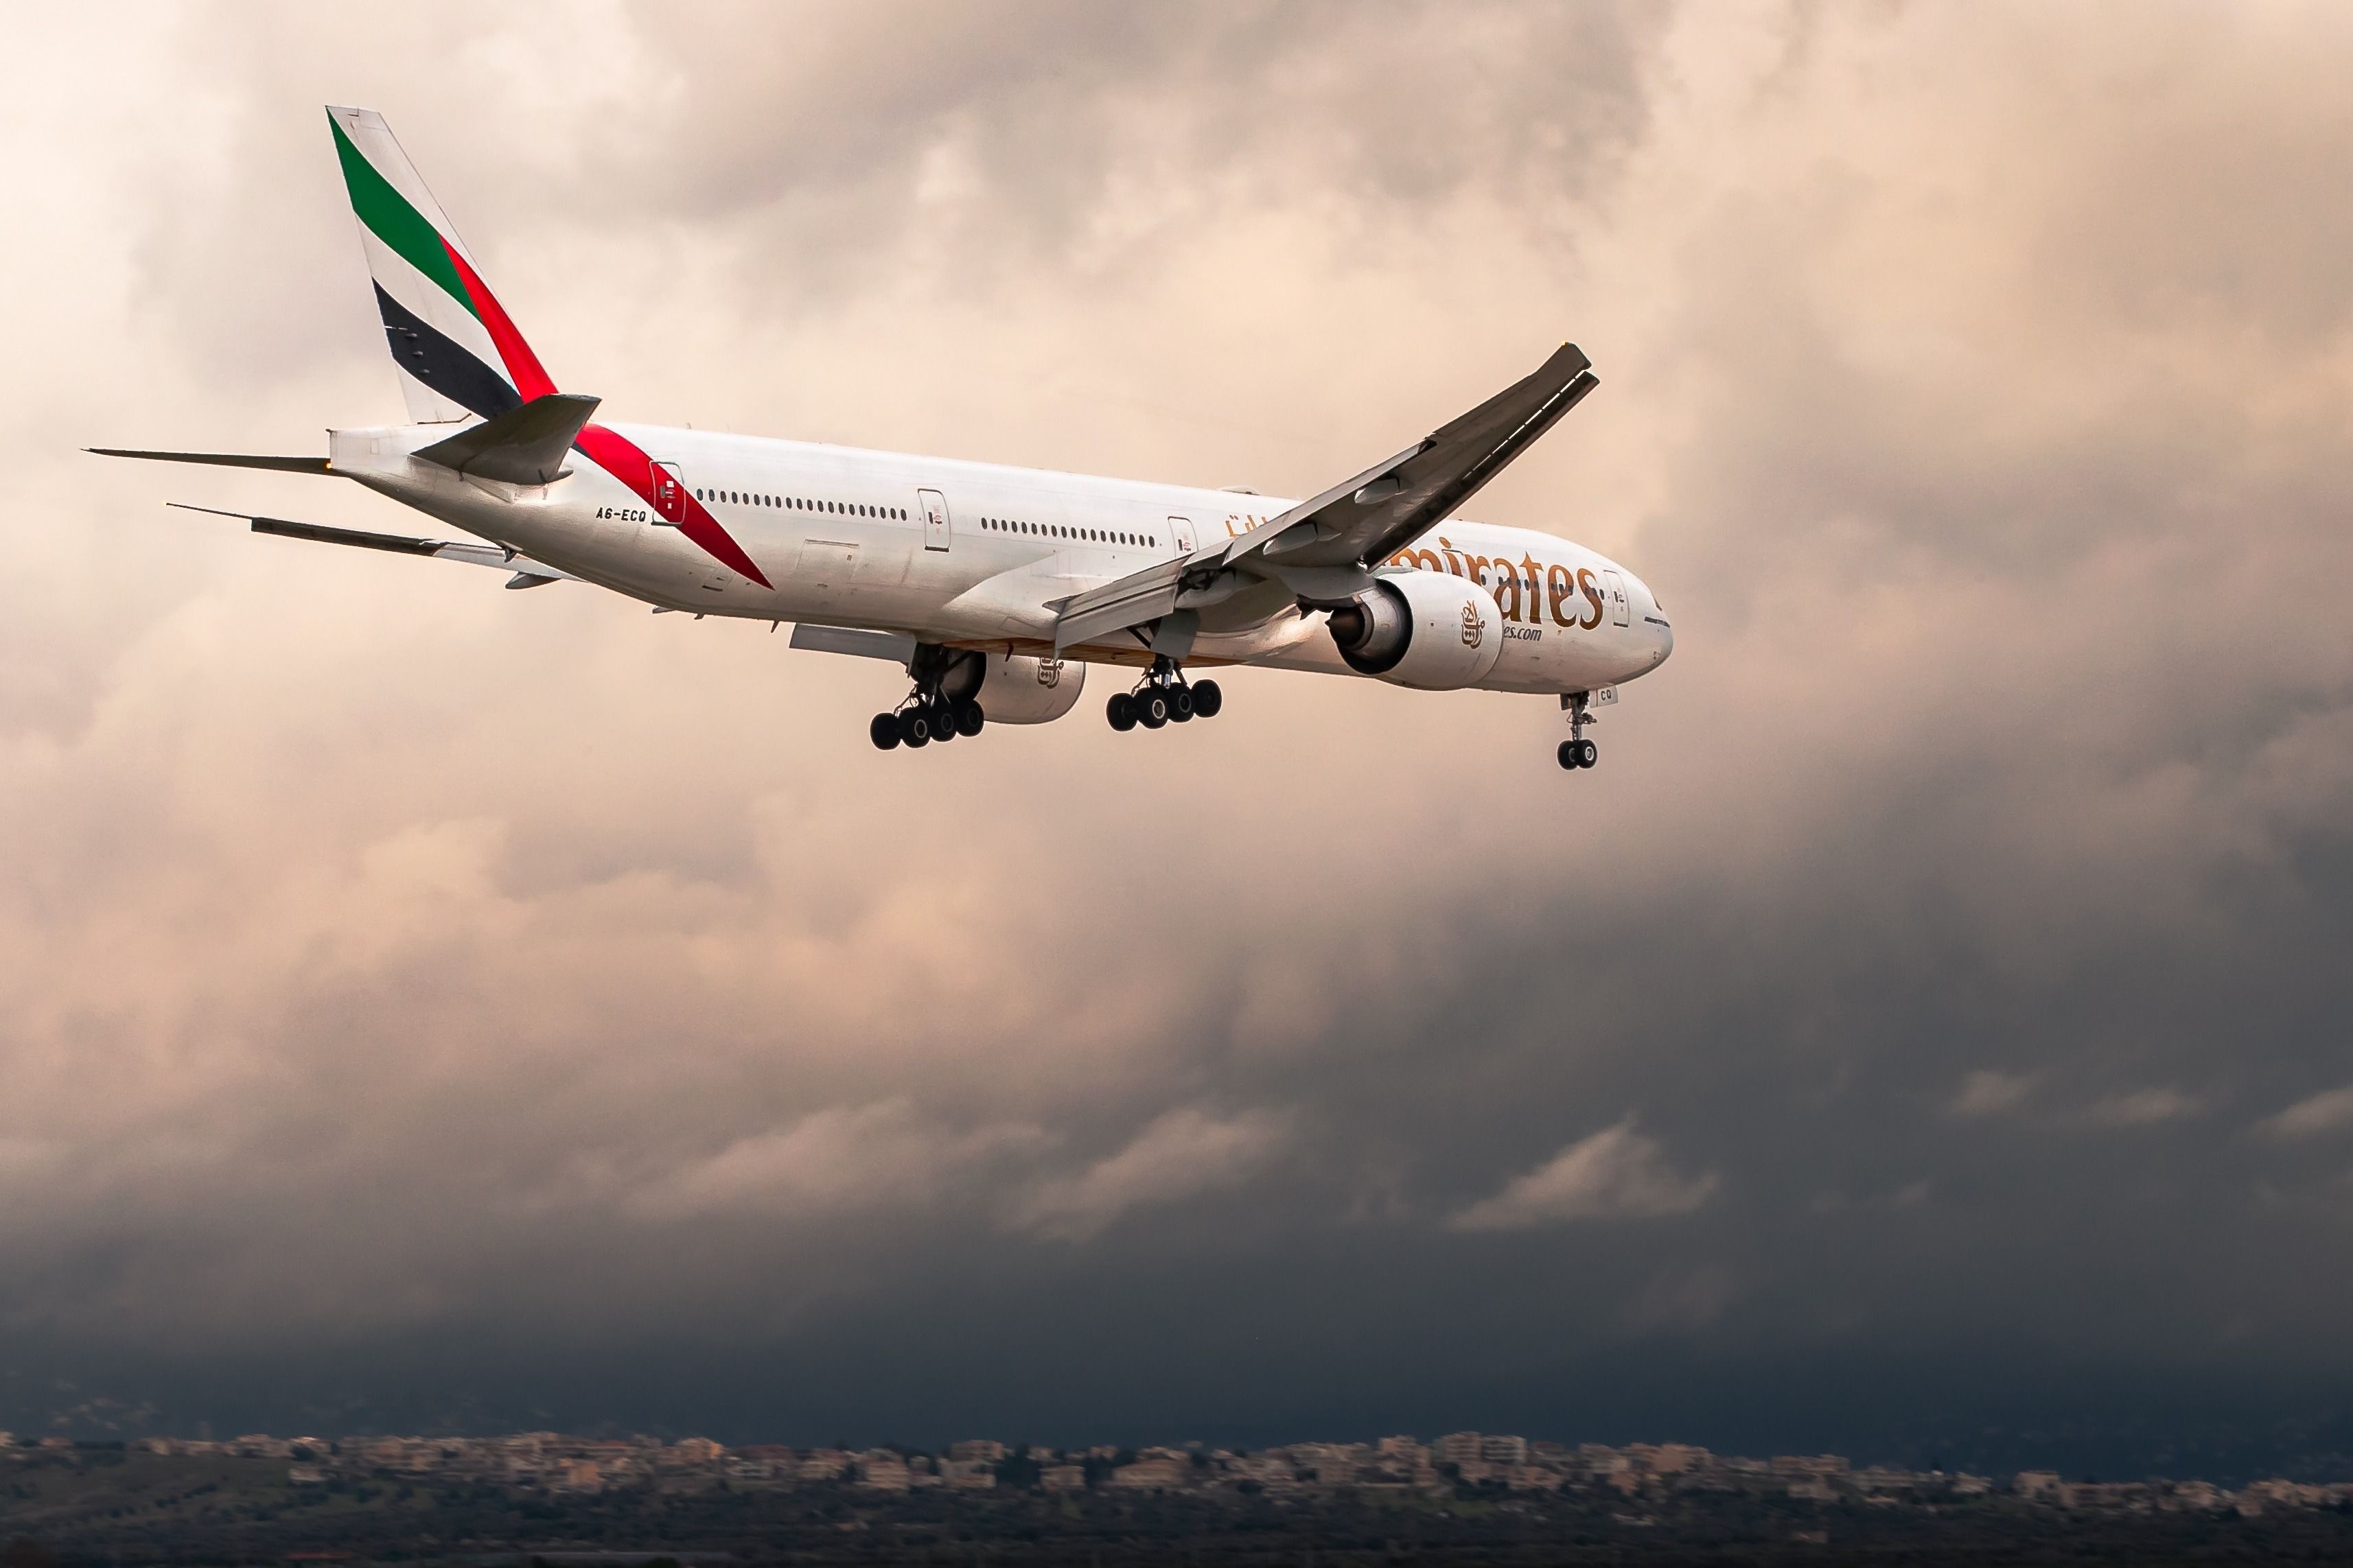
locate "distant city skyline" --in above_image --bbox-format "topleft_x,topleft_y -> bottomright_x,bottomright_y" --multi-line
14,1427 -> 2352,1517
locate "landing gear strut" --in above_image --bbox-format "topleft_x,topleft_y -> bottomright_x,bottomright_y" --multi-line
1107,657 -> 1220,734
1557,690 -> 1599,771
870,645 -> 986,751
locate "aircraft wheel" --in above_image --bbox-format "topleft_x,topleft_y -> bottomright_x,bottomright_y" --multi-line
1192,679 -> 1222,718
870,713 -> 902,751
1168,686 -> 1195,723
1558,740 -> 1579,770
900,708 -> 933,747
929,701 -> 958,742
954,699 -> 986,737
1578,738 -> 1599,768
1136,689 -> 1170,729
1107,692 -> 1137,732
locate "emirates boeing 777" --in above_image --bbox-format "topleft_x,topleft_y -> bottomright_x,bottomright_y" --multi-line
97,107 -> 1673,770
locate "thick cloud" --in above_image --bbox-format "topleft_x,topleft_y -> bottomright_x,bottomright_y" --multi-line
3,0 -> 2353,1479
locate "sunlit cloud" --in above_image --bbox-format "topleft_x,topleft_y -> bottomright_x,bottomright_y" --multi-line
1009,1107 -> 1292,1242
2267,1086 -> 2353,1140
1950,1071 -> 2035,1119
2087,1088 -> 2200,1127
1448,1121 -> 1717,1231
628,1101 -> 1049,1221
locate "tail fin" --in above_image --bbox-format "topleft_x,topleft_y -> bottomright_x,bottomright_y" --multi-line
327,106 -> 555,425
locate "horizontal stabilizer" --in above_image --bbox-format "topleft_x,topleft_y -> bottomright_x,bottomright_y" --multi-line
90,449 -> 332,474
413,393 -> 601,485
165,503 -> 574,582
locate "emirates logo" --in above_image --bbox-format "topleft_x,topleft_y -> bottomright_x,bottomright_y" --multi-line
1037,658 -> 1065,688
1461,602 -> 1485,649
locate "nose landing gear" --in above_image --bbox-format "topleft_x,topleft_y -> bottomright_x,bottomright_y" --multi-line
1106,657 -> 1221,734
1557,690 -> 1599,770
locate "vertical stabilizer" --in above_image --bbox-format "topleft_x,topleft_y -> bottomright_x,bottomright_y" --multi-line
327,106 -> 555,424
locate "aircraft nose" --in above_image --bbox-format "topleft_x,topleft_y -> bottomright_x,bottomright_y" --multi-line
1632,575 -> 1672,668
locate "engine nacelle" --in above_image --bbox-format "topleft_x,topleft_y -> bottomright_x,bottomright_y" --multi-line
960,651 -> 1086,724
1322,570 -> 1504,690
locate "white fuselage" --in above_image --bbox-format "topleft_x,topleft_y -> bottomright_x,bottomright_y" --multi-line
326,421 -> 1675,696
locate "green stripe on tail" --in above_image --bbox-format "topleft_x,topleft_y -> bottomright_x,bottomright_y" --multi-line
329,113 -> 476,321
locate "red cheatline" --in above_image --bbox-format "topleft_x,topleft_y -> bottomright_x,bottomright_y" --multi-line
573,425 -> 773,589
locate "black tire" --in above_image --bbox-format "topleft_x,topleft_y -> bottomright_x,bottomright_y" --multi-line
1137,689 -> 1170,729
870,713 -> 902,751
1192,679 -> 1222,718
900,708 -> 932,747
1107,692 -> 1137,732
955,699 -> 986,737
1168,686 -> 1195,722
1558,740 -> 1579,771
1578,738 -> 1599,768
929,701 -> 958,742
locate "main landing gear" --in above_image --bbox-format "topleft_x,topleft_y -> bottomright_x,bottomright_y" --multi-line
869,697 -> 982,750
1106,658 -> 1221,734
870,646 -> 986,751
1557,690 -> 1600,771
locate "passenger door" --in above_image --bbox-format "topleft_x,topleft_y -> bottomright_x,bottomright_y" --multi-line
1602,567 -> 1630,627
651,461 -> 686,525
919,488 -> 951,552
1168,515 -> 1197,553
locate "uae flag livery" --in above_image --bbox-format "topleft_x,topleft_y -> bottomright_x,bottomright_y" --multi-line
326,107 -> 767,587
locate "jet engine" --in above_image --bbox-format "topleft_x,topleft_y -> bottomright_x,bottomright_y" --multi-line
946,651 -> 1087,724
1321,570 -> 1504,690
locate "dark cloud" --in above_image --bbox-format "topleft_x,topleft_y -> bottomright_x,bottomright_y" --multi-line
2,0 -> 2352,1483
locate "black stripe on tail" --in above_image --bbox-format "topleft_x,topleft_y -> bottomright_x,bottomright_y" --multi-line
373,283 -> 522,422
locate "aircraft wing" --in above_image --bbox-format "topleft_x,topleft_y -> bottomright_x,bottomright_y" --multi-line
1054,342 -> 1597,651
166,503 -> 575,587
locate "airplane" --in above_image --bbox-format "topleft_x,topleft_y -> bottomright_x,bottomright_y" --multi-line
95,106 -> 1673,771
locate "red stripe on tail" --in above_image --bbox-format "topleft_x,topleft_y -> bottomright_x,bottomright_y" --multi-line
443,241 -> 556,401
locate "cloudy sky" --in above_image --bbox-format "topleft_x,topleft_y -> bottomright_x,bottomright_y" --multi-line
5,0 -> 2353,1479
